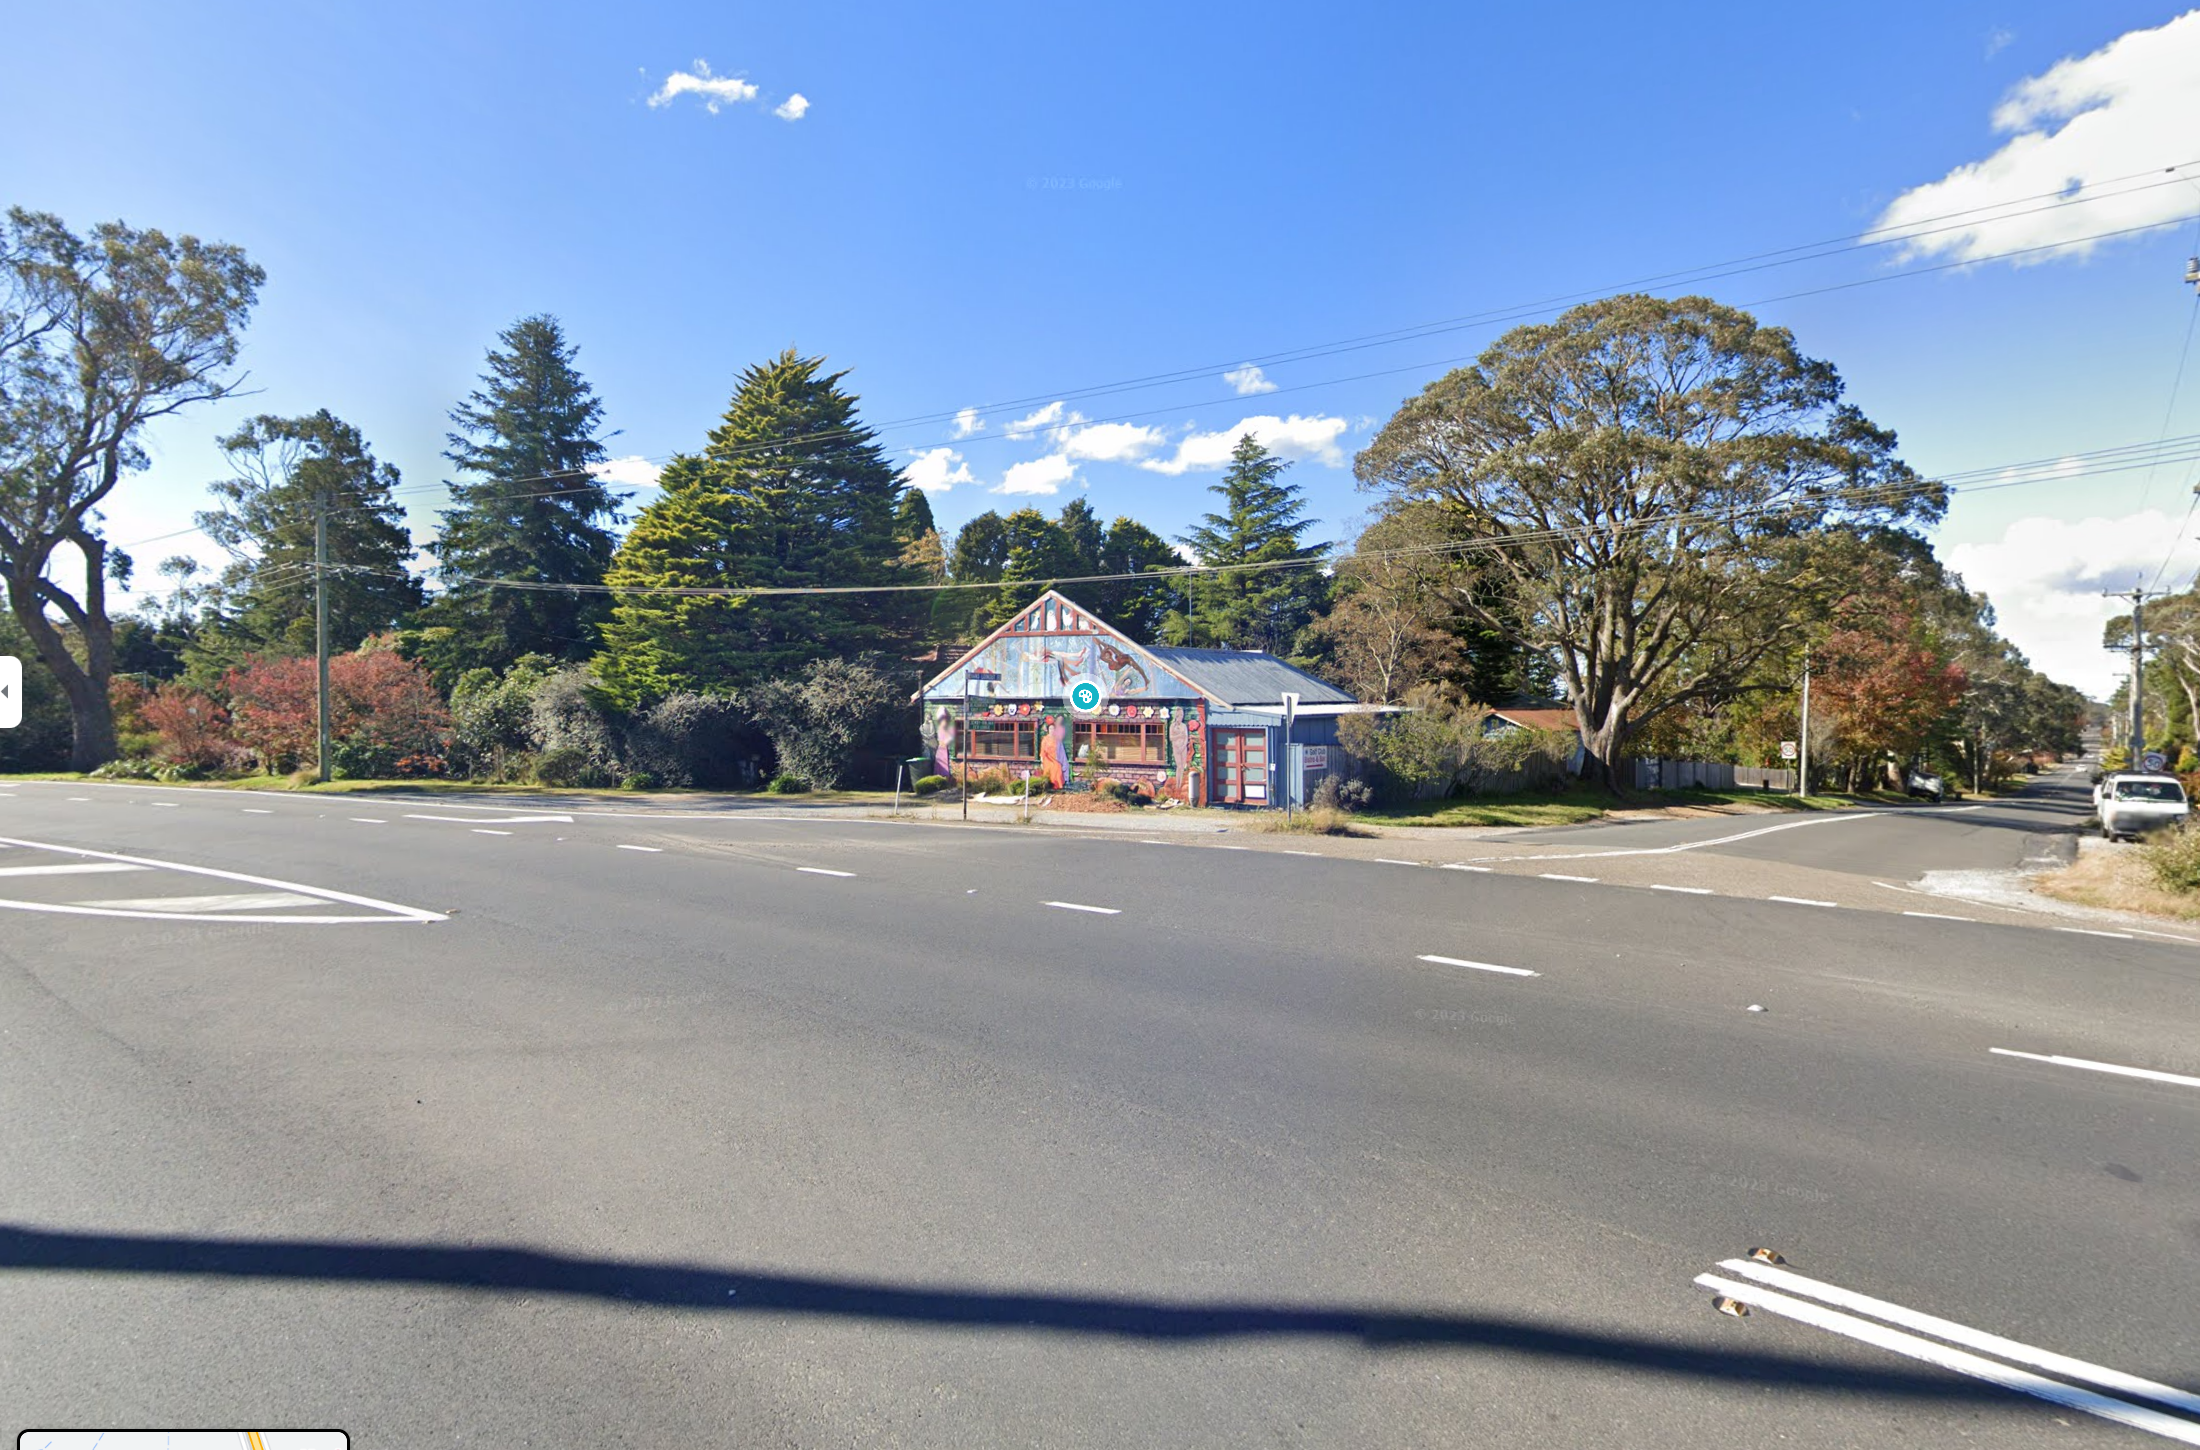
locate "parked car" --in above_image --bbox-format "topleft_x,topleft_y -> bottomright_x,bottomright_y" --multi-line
1905,768 -> 1945,803
2098,773 -> 2190,841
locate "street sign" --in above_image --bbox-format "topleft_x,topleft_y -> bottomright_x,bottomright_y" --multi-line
1779,740 -> 1797,761
1067,678 -> 1107,714
0,656 -> 18,729
2143,750 -> 2168,772
1302,745 -> 1327,770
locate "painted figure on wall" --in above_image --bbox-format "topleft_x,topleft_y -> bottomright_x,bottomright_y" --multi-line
928,705 -> 958,778
1041,713 -> 1071,790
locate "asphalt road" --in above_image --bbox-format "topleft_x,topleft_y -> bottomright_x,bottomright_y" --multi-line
3,777 -> 2196,1447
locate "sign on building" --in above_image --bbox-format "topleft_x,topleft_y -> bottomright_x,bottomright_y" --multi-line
1302,745 -> 1328,770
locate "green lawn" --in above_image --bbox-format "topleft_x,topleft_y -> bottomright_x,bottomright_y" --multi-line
1360,783 -> 1886,828
0,772 -> 913,805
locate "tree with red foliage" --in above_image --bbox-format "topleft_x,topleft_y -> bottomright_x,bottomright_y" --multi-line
225,640 -> 448,776
137,682 -> 239,771
1811,611 -> 1967,792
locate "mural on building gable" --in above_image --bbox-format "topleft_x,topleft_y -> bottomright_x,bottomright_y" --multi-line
930,632 -> 1180,703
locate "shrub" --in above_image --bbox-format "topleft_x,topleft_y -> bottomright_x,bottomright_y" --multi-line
534,745 -> 617,789
623,691 -> 750,789
1250,806 -> 1371,837
964,768 -> 1015,795
448,655 -> 556,778
913,774 -> 949,795
1308,775 -> 1373,812
225,644 -> 449,776
766,773 -> 810,794
621,771 -> 657,791
528,666 -> 622,783
2142,820 -> 2200,893
138,681 -> 247,774
1095,779 -> 1141,805
745,658 -> 906,790
89,756 -> 162,780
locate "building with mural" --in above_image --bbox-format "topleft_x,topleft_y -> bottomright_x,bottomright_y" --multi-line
912,590 -> 1363,808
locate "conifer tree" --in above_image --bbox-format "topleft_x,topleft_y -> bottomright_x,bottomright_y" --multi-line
1173,434 -> 1328,656
595,351 -> 904,705
409,315 -> 619,680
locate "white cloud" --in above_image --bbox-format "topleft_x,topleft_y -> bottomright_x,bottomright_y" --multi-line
1223,365 -> 1278,395
951,407 -> 984,438
1054,420 -> 1167,463
1944,506 -> 2200,696
1003,401 -> 1066,439
1870,12 -> 2200,263
997,454 -> 1077,496
774,93 -> 810,121
1985,26 -> 2016,59
589,455 -> 664,488
903,446 -> 974,494
1139,414 -> 1353,475
648,61 -> 761,114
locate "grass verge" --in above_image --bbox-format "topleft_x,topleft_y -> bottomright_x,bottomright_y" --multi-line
1248,806 -> 1374,837
2033,841 -> 2200,922
0,772 -> 910,805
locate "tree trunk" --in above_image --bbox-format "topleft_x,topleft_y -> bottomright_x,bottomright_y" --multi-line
6,572 -> 117,772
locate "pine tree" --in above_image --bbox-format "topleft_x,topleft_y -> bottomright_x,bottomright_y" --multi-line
1174,434 -> 1328,655
190,410 -> 424,671
595,351 -> 905,705
410,315 -> 620,680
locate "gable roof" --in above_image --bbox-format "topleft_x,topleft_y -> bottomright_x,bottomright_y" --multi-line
1487,707 -> 1579,733
1141,645 -> 1355,708
912,589 -> 1214,704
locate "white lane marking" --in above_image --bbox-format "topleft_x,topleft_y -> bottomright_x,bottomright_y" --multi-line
77,892 -> 322,912
2056,926 -> 2134,939
1714,1258 -> 2200,1419
1692,1271 -> 2200,1445
1990,1047 -> 2200,1091
1045,900 -> 1120,915
242,808 -> 274,814
0,862 -> 149,877
349,817 -> 388,824
66,797 -> 90,802
150,802 -> 178,808
1540,872 -> 1597,883
1375,858 -> 1421,866
471,829 -> 512,836
797,866 -> 855,877
1650,884 -> 1712,894
405,812 -> 574,825
1139,839 -> 1167,845
1903,910 -> 1975,922
617,844 -> 664,853
1440,863 -> 1492,872
0,834 -> 443,923
1282,849 -> 1322,856
1475,810 -> 1888,864
1769,895 -> 1837,908
1417,954 -> 1538,978
1216,845 -> 1251,851
2130,927 -> 2200,943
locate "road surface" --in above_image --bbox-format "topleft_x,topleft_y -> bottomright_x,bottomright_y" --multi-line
2,775 -> 2195,1447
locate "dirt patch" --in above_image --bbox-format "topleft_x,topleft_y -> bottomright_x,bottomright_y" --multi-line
2032,840 -> 2200,922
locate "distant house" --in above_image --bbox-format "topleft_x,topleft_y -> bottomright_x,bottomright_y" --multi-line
911,589 -> 1369,807
1482,704 -> 1587,776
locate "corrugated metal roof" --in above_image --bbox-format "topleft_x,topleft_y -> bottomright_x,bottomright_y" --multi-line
1140,645 -> 1355,707
1488,707 -> 1578,733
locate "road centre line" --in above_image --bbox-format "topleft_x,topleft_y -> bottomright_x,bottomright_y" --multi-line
1990,1047 -> 2200,1091
798,866 -> 855,877
1417,954 -> 1538,978
1692,1270 -> 2200,1444
617,844 -> 663,853
471,829 -> 512,836
66,796 -> 90,801
349,817 -> 387,824
2057,926 -> 2134,939
1045,900 -> 1120,914
0,862 -> 148,877
1282,849 -> 1322,856
404,812 -> 574,825
242,808 -> 273,814
1440,863 -> 1492,872
1375,858 -> 1421,866
1903,910 -> 1975,921
1769,895 -> 1837,907
1711,1257 -> 2200,1419
1540,873 -> 1597,883
1649,883 -> 1712,894
151,802 -> 177,808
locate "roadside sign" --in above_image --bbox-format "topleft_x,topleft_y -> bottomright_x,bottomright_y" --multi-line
1067,678 -> 1106,714
1779,740 -> 1797,761
1303,745 -> 1327,770
0,656 -> 17,729
2143,750 -> 2168,772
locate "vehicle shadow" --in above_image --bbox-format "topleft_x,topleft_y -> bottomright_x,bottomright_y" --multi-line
2,1222 -> 2019,1404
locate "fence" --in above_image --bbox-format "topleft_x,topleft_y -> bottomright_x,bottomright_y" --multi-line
1630,757 -> 1798,792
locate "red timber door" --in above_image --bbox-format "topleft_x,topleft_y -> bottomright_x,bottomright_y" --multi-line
1212,728 -> 1269,805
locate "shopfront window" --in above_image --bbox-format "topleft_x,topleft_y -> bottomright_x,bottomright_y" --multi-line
1075,720 -> 1166,765
970,719 -> 1038,760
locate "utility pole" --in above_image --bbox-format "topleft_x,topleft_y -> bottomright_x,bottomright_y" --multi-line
2106,585 -> 2152,768
315,498 -> 331,784
1797,651 -> 1811,798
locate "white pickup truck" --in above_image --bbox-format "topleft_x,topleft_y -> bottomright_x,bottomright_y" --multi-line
2097,773 -> 2190,841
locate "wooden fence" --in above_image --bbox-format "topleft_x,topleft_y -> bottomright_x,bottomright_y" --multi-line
1629,757 -> 1798,792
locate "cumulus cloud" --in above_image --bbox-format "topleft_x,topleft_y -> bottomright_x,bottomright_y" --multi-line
1223,365 -> 1278,395
997,454 -> 1077,496
1139,414 -> 1353,476
649,61 -> 761,113
589,455 -> 664,488
774,93 -> 810,121
1869,11 -> 2200,263
904,446 -> 974,494
1003,401 -> 1066,439
1054,419 -> 1167,463
1944,507 -> 2200,696
951,407 -> 984,438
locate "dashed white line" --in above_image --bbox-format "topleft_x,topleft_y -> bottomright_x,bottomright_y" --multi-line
797,866 -> 855,877
1650,884 -> 1712,894
1439,863 -> 1492,872
65,797 -> 90,802
2055,926 -> 2133,939
1903,909 -> 1974,922
1990,1047 -> 2200,1091
1281,849 -> 1322,856
1769,895 -> 1837,908
1540,872 -> 1597,883
1375,858 -> 1421,867
1045,900 -> 1120,915
150,802 -> 178,809
617,844 -> 663,853
471,829 -> 512,836
1417,954 -> 1538,978
242,808 -> 273,814
349,817 -> 388,824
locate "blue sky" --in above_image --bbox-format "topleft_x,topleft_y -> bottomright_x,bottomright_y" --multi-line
6,1 -> 2200,694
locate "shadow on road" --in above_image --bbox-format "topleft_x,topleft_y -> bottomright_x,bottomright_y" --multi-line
3,1222 -> 2019,1404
